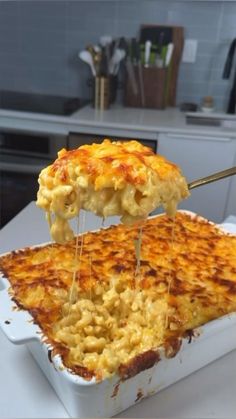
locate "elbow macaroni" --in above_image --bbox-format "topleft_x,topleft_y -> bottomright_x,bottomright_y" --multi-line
53,280 -> 169,376
36,139 -> 189,243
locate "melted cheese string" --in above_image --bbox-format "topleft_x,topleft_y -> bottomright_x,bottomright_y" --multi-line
134,226 -> 143,281
89,254 -> 93,300
68,211 -> 86,310
46,211 -> 52,228
68,216 -> 80,310
165,216 -> 176,328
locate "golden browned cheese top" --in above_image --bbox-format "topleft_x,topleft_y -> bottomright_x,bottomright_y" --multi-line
49,139 -> 181,188
1,212 -> 236,380
36,139 -> 189,243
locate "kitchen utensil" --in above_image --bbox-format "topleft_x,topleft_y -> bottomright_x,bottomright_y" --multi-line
126,61 -> 138,96
188,166 -> 236,190
132,39 -> 145,107
109,75 -> 118,103
93,44 -> 101,53
155,31 -> 165,68
100,35 -> 112,73
109,39 -> 117,63
120,37 -> 138,96
100,35 -> 112,48
109,48 -> 126,75
100,47 -> 109,77
86,45 -> 98,74
78,51 -> 96,77
93,50 -> 102,77
86,44 -> 94,54
131,39 -> 139,65
140,26 -> 173,45
86,45 -> 103,76
115,49 -> 126,74
144,40 -> 152,67
165,43 -> 174,67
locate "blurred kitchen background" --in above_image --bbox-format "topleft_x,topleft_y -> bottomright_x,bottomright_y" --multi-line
0,0 -> 236,111
2,0 -> 236,229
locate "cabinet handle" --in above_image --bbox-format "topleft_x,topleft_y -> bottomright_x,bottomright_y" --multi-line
1,162 -> 44,174
165,133 -> 232,142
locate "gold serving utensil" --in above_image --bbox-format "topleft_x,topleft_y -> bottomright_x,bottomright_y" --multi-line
188,166 -> 236,190
86,45 -> 102,76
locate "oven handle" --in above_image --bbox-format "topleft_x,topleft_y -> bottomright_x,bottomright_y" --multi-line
0,162 -> 45,174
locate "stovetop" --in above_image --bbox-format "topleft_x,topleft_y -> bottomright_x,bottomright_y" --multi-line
0,91 -> 88,116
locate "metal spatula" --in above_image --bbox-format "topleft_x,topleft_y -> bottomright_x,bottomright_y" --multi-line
188,166 -> 236,190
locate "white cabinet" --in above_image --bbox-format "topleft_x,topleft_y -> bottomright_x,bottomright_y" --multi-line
225,149 -> 236,218
157,132 -> 236,223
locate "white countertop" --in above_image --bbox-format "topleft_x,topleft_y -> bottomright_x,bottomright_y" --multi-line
70,105 -> 236,138
1,104 -> 236,139
0,202 -> 236,418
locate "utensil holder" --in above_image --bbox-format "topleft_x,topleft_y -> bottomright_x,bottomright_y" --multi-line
93,76 -> 110,110
124,66 -> 167,109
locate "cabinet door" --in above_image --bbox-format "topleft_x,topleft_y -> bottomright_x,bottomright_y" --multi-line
224,149 -> 236,218
158,133 -> 236,223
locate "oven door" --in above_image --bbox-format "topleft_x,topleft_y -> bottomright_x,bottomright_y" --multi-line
68,132 -> 158,153
0,128 -> 67,227
0,154 -> 51,227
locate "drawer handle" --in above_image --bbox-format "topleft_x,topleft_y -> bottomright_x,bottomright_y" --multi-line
166,133 -> 232,142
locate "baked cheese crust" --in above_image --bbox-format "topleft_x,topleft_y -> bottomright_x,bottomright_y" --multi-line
36,139 -> 189,243
1,212 -> 236,380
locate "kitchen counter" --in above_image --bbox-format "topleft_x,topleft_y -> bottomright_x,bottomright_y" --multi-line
0,202 -> 236,418
70,105 -> 236,139
1,104 -> 236,139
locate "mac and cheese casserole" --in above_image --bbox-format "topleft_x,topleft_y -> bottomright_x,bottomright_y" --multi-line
36,139 -> 189,243
1,212 -> 236,380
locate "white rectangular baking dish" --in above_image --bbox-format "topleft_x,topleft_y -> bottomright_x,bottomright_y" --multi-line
1,211 -> 236,418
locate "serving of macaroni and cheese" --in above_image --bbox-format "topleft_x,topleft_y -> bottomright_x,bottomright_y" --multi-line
1,212 -> 236,381
2,138 -> 235,384
36,139 -> 189,243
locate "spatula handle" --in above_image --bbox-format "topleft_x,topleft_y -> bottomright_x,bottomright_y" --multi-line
188,166 -> 236,190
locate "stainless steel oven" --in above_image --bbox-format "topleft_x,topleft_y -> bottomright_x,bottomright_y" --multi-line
0,129 -> 67,227
0,91 -> 88,227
